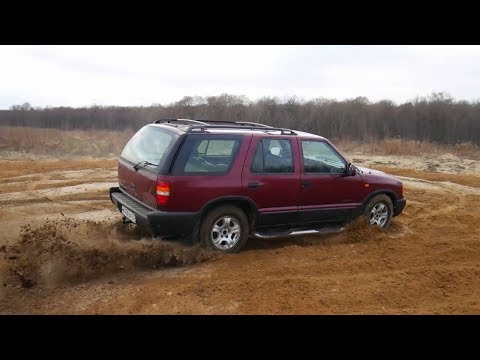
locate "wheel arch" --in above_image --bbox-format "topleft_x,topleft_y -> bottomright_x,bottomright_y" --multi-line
361,189 -> 397,213
199,196 -> 258,232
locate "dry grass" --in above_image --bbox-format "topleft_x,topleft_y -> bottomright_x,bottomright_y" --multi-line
1,126 -> 479,160
334,138 -> 480,160
0,126 -> 134,159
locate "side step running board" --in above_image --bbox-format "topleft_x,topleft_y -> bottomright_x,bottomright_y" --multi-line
122,216 -> 133,224
253,225 -> 345,239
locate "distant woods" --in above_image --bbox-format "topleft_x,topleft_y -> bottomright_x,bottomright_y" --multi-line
1,93 -> 480,145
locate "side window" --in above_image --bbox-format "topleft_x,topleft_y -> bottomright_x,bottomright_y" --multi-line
205,140 -> 236,156
251,139 -> 293,174
181,138 -> 240,174
301,141 -> 346,174
196,140 -> 208,155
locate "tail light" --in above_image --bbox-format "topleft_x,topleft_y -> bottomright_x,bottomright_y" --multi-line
156,180 -> 170,205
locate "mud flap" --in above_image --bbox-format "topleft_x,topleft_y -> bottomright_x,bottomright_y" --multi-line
183,221 -> 200,245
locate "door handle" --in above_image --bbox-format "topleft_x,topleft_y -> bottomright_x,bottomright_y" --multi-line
301,181 -> 312,188
248,182 -> 261,189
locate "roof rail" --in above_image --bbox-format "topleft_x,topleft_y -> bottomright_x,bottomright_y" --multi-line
235,121 -> 273,128
199,120 -> 273,128
153,118 -> 209,125
187,125 -> 297,135
153,118 -> 296,135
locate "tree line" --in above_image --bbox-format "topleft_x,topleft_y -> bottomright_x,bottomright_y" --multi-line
1,92 -> 479,145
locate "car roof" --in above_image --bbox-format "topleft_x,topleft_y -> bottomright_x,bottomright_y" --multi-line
147,122 -> 327,141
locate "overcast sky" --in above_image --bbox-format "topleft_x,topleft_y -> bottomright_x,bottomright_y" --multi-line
0,45 -> 479,109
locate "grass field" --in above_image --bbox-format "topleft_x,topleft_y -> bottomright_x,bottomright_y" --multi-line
1,126 -> 479,160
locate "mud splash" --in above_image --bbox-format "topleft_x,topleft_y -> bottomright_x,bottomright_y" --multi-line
246,218 -> 394,251
297,218 -> 391,246
2,218 -> 218,288
340,218 -> 390,242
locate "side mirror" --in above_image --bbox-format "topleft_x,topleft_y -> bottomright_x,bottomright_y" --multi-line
347,163 -> 357,176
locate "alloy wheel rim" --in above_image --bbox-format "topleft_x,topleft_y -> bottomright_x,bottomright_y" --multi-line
369,203 -> 389,227
210,216 -> 241,250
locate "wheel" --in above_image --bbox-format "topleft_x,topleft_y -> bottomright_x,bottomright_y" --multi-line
364,194 -> 393,229
199,205 -> 249,253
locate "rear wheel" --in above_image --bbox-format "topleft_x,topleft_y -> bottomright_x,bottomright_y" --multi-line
199,205 -> 249,253
364,194 -> 393,229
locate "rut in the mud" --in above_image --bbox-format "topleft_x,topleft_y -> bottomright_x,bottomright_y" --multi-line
2,218 -> 218,288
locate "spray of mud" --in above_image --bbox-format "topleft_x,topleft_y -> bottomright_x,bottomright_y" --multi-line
2,218 -> 218,288
317,220 -> 409,251
246,217 -> 401,251
337,218 -> 389,242
1,215 -> 407,289
294,218 -> 391,246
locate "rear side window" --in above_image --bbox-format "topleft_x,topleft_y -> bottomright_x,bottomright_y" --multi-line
197,139 -> 237,156
251,139 -> 293,173
173,136 -> 242,174
120,126 -> 177,169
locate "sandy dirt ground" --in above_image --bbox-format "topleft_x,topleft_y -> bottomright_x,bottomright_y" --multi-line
1,153 -> 479,314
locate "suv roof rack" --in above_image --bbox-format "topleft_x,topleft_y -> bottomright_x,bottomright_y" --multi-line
187,125 -> 297,135
238,122 -> 273,128
202,120 -> 273,128
153,118 -> 297,135
154,118 -> 209,125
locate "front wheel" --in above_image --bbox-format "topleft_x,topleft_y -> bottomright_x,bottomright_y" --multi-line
199,205 -> 249,253
364,194 -> 393,229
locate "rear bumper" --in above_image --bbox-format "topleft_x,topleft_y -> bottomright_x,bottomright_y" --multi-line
109,187 -> 197,236
393,198 -> 406,217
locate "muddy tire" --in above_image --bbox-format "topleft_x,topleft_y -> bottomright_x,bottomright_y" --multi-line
363,194 -> 393,229
199,205 -> 249,253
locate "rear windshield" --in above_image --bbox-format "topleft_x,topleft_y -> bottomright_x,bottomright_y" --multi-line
120,126 -> 178,169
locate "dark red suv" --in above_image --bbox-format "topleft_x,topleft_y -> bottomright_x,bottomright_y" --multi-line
110,119 -> 406,252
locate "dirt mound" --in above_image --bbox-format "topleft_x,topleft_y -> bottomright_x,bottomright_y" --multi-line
2,218 -> 217,288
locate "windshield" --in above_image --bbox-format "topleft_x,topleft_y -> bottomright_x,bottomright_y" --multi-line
120,126 -> 178,169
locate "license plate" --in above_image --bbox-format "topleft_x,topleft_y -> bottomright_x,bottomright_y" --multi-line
121,206 -> 136,223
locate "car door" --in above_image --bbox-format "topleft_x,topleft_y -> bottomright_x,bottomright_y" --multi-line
242,136 -> 301,227
298,139 -> 365,224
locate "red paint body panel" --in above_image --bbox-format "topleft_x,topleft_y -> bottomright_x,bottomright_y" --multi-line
159,135 -> 252,212
241,135 -> 301,212
297,138 -> 367,209
118,158 -> 158,209
356,166 -> 403,199
299,173 -> 366,208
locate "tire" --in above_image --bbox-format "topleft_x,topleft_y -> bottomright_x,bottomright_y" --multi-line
363,194 -> 393,229
199,205 -> 249,253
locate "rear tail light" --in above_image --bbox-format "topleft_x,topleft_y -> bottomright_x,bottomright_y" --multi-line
156,180 -> 170,205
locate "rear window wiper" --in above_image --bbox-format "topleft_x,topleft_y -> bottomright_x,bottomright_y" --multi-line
133,160 -> 158,171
